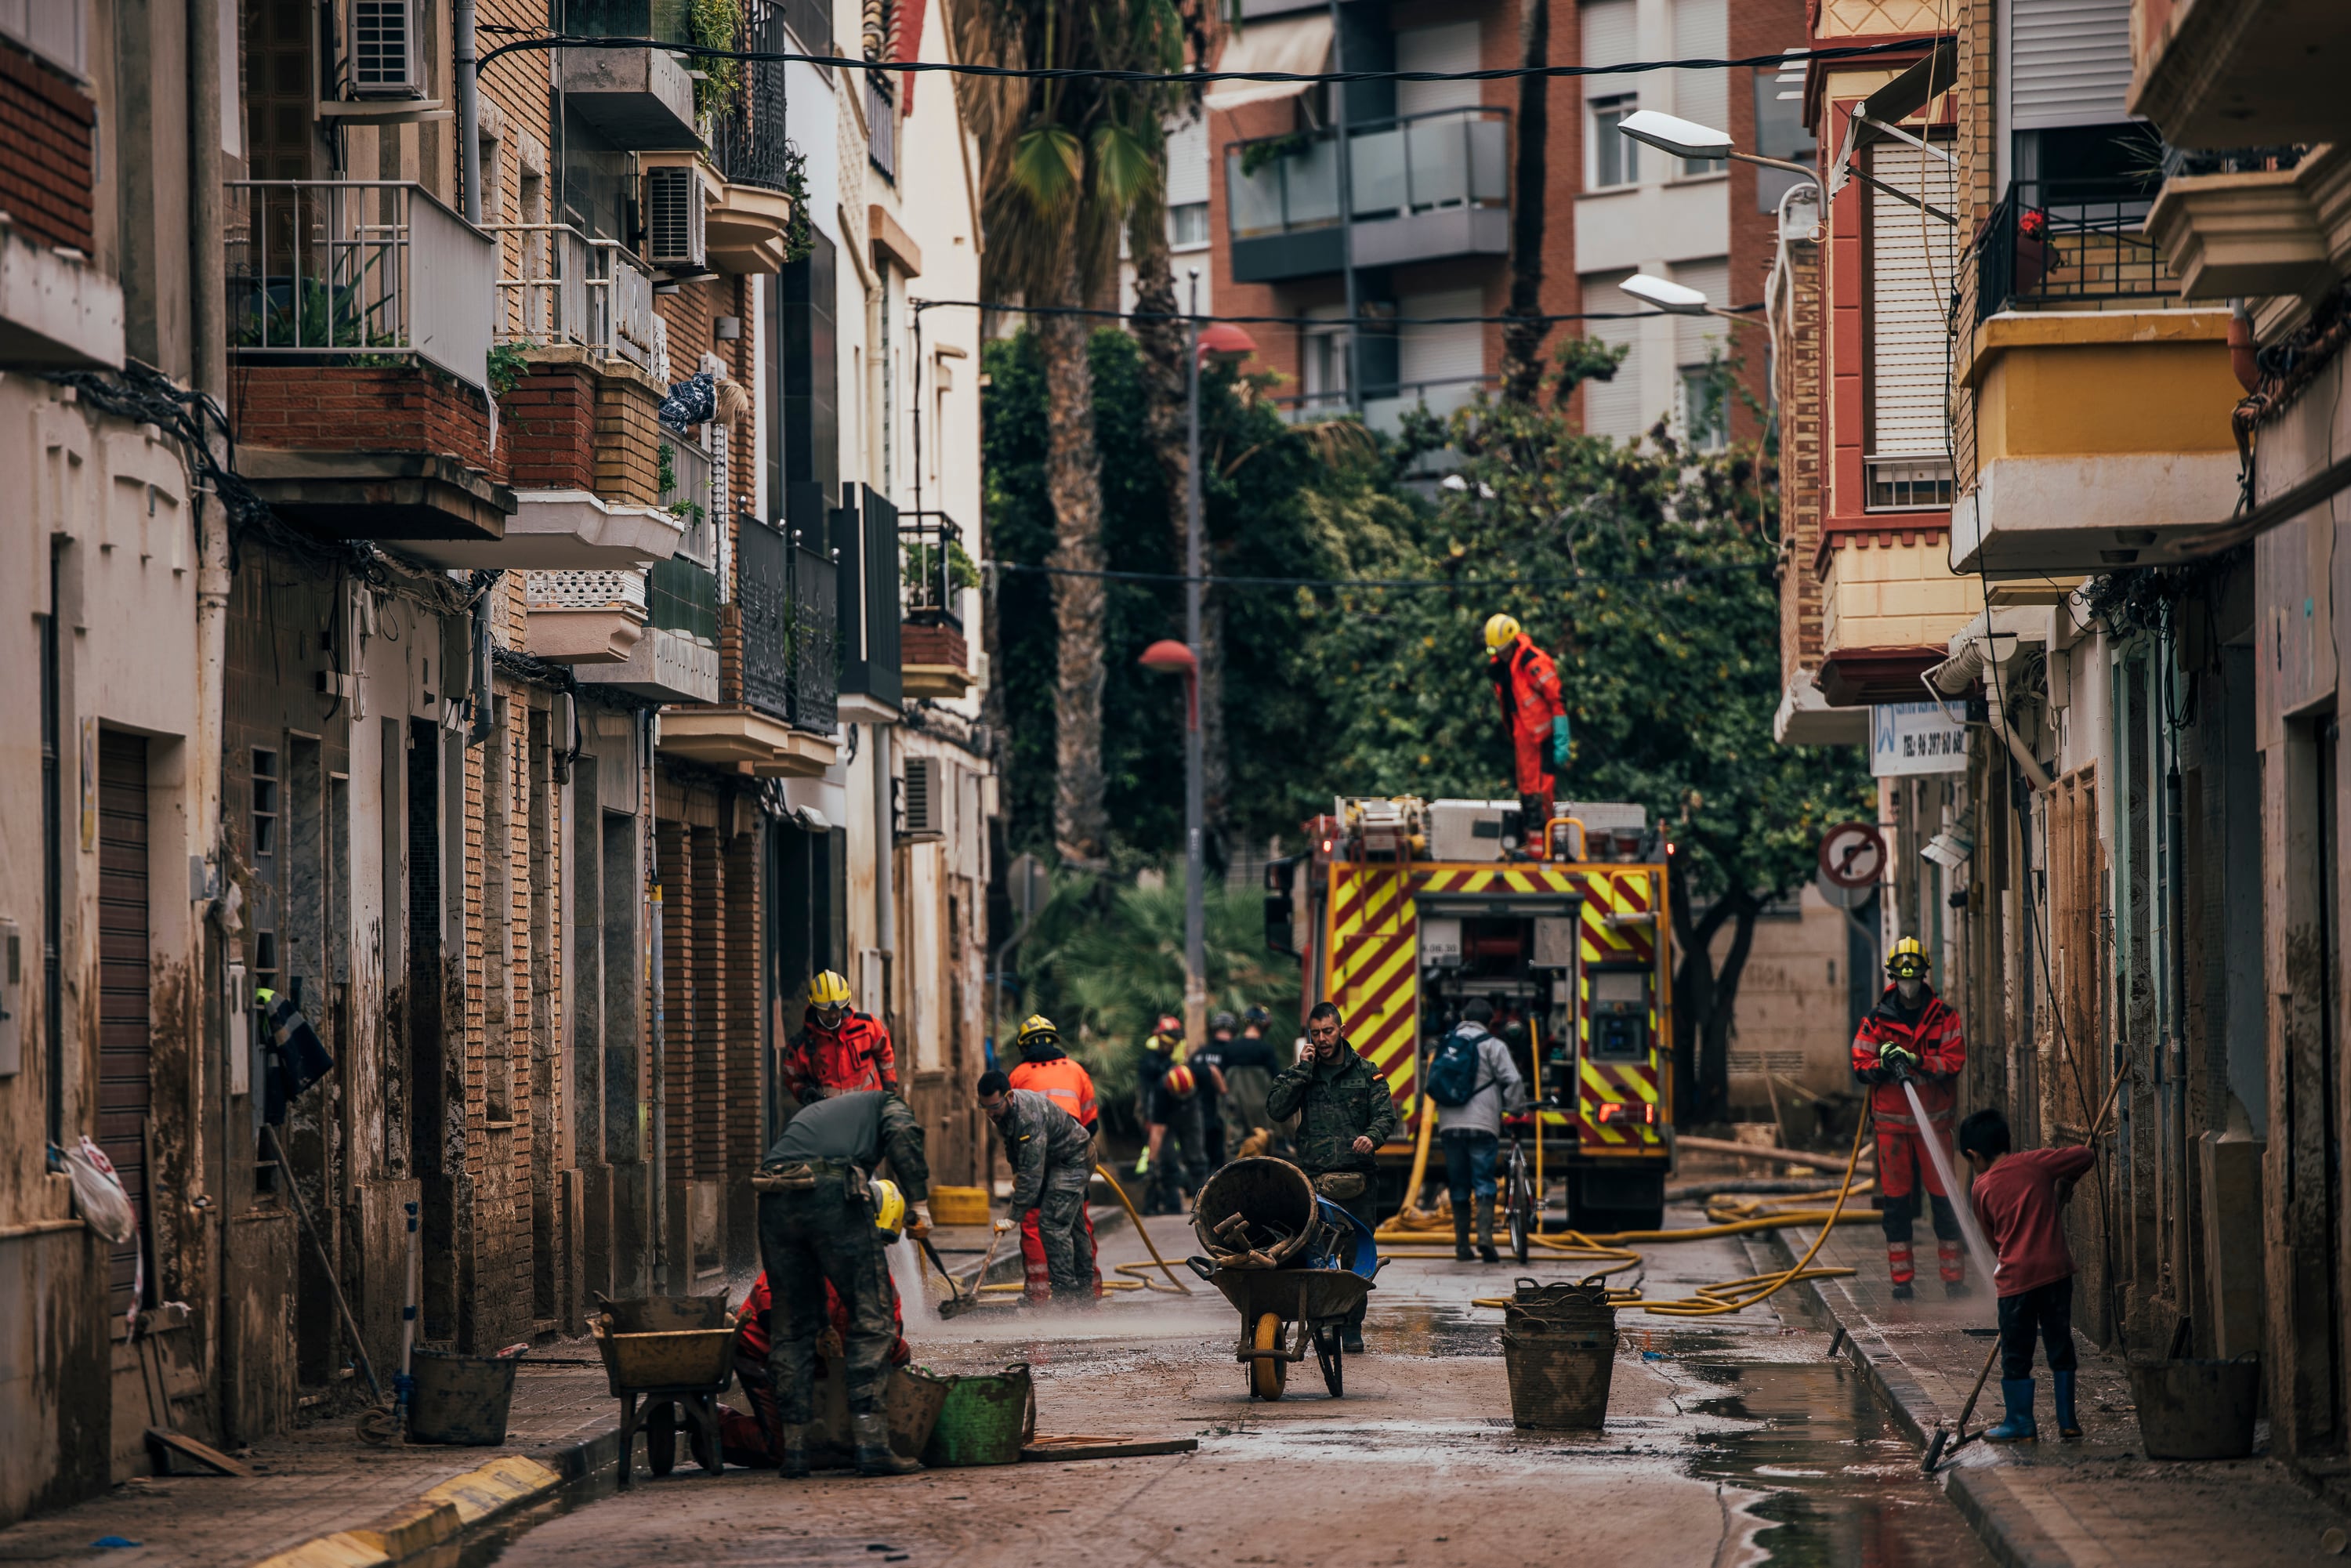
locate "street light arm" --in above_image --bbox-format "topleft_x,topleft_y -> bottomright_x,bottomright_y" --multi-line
1726,149 -> 1822,183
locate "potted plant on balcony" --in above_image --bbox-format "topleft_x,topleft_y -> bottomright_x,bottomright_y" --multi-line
2014,205 -> 2052,296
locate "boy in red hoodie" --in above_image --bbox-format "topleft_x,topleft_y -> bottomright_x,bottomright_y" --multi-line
1960,1106 -> 2096,1443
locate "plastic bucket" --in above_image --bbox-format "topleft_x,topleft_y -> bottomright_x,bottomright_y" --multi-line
2128,1356 -> 2259,1460
928,1186 -> 991,1227
921,1363 -> 1034,1467
1502,1318 -> 1616,1429
810,1363 -> 951,1469
1508,1278 -> 1615,1334
407,1351 -> 519,1446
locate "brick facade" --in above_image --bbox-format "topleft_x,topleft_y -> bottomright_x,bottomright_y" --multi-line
0,41 -> 96,254
900,621 -> 969,672
504,361 -> 601,491
230,364 -> 499,477
594,371 -> 665,505
1777,234 -> 1824,679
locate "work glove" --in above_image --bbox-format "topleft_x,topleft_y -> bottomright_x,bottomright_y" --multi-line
992,1217 -> 1015,1234
1878,1041 -> 1920,1077
1133,1150 -> 1152,1175
906,1202 -> 933,1239
1548,714 -> 1571,770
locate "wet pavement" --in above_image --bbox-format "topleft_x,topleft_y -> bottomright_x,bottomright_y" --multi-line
455,1208 -> 1989,1568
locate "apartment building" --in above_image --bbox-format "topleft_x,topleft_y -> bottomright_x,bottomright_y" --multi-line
1770,0 -> 2351,1458
0,0 -> 994,1523
1199,0 -> 1801,444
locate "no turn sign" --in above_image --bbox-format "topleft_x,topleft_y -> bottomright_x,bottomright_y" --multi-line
1818,822 -> 1886,889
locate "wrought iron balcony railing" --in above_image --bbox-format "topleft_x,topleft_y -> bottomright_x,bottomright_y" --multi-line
226,179 -> 495,395
741,513 -> 839,732
709,0 -> 793,192
1974,176 -> 2172,321
898,509 -> 969,633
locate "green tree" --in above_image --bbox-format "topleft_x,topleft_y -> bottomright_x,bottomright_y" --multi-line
1313,354 -> 1874,1122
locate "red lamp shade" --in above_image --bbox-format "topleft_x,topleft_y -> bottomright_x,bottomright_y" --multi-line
1139,639 -> 1198,675
1197,322 -> 1258,362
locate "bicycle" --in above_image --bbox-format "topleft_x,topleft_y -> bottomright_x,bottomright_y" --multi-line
1500,1121 -> 1540,1264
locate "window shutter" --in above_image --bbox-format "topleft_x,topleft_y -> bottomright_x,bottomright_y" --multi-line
1396,23 -> 1482,118
1671,0 -> 1727,139
1399,288 -> 1486,392
1166,114 -> 1209,209
2009,0 -> 2132,129
1866,144 -> 1958,459
1581,0 -> 1636,71
1581,272 -> 1643,440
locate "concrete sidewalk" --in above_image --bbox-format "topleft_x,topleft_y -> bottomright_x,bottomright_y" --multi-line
1761,1219 -> 2351,1566
0,1204 -> 1130,1568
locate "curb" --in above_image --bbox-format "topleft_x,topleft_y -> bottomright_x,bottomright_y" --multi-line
1751,1228 -> 2080,1568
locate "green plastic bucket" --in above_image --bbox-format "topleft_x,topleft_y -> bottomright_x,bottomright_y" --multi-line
920,1363 -> 1034,1467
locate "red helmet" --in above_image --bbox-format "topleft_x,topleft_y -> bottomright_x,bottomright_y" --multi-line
1162,1065 -> 1197,1097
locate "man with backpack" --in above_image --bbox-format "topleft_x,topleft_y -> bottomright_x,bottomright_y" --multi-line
1425,998 -> 1525,1262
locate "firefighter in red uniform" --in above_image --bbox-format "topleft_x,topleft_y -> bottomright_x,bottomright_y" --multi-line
1852,937 -> 1969,1299
1485,614 -> 1570,838
1005,1015 -> 1102,1303
781,971 -> 899,1105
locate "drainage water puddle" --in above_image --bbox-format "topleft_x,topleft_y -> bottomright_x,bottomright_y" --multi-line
1682,1359 -> 1992,1566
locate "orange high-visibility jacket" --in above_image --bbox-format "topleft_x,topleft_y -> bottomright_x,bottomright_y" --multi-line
1490,633 -> 1565,795
1010,1053 -> 1099,1131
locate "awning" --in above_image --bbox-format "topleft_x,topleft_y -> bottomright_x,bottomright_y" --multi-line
1204,13 -> 1334,113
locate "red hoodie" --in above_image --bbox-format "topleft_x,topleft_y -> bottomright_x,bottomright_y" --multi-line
1969,1146 -> 2096,1298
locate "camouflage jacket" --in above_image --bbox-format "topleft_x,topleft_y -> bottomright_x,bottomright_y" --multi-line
1265,1039 -> 1401,1176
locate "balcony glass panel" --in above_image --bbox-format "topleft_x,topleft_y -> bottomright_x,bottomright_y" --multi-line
1404,117 -> 1469,210
1226,154 -> 1289,238
1284,137 -> 1342,229
1349,127 -> 1408,215
1226,108 -> 1511,243
647,556 -> 719,643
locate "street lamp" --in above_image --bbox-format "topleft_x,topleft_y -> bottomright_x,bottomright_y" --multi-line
1616,271 -> 1761,328
1150,274 -> 1259,1057
1616,108 -> 1950,225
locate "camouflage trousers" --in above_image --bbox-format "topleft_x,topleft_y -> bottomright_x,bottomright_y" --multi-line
757,1175 -> 897,1421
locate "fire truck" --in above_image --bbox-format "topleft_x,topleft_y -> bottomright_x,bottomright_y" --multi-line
1264,796 -> 1674,1232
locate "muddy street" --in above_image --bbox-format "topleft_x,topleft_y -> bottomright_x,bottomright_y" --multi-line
460,1211 -> 1985,1568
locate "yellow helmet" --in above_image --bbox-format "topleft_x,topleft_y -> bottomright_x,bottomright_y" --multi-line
1015,1014 -> 1059,1050
1886,936 -> 1929,980
1484,613 -> 1521,650
806,970 -> 853,1009
871,1177 -> 907,1237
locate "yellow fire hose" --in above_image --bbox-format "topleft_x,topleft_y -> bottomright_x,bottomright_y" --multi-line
1093,1163 -> 1194,1295
1383,1106 -> 1875,1318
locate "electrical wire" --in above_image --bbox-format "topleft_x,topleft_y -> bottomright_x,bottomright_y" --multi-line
984,559 -> 1767,591
908,297 -> 1765,328
477,32 -> 1920,86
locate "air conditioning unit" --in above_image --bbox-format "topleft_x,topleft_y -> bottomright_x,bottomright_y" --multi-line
898,756 -> 944,842
348,0 -> 424,98
644,165 -> 708,276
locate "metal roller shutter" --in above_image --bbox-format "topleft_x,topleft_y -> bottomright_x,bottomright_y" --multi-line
1672,0 -> 1727,144
1581,0 -> 1636,72
97,730 -> 150,1314
1397,23 -> 1481,118
1581,271 -> 1643,440
2009,0 -> 2132,130
1399,288 -> 1486,393
1867,143 -> 1958,459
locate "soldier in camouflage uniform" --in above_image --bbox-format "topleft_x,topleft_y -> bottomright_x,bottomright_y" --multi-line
754,1089 -> 930,1477
977,1070 -> 1098,1305
1266,1001 -> 1401,1351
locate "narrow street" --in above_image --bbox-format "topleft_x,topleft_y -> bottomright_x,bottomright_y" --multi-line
458,1213 -> 1984,1568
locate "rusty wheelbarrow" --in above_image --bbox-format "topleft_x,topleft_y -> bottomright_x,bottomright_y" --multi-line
1187,1160 -> 1381,1401
590,1295 -> 736,1487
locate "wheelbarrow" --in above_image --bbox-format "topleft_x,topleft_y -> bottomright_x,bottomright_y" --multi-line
590,1295 -> 736,1488
1190,1181 -> 1380,1401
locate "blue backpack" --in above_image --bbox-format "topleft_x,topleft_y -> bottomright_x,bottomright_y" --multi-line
1425,1027 -> 1488,1108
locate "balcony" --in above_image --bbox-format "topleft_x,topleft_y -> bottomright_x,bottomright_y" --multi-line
488,223 -> 658,371
2143,148 -> 2337,303
1226,108 -> 1509,284
558,45 -> 700,152
1278,375 -> 1495,439
0,47 -> 119,370
740,514 -> 841,735
1972,178 -> 2174,320
898,511 -> 973,700
2130,0 -> 2349,150
1815,523 -> 1986,707
226,179 -> 509,541
1951,180 -> 2242,578
523,569 -> 648,664
576,557 -> 722,704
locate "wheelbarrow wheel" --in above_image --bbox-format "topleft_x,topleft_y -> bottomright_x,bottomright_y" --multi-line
1248,1312 -> 1288,1400
1314,1325 -> 1344,1398
645,1403 -> 677,1476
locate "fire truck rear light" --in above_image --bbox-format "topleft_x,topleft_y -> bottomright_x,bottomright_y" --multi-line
1592,1101 -> 1658,1126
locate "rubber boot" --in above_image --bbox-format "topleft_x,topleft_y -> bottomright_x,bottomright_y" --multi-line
1452,1204 -> 1473,1261
1985,1378 -> 2038,1443
853,1410 -> 922,1476
2052,1369 -> 2081,1440
1475,1197 -> 1501,1264
777,1421 -> 813,1479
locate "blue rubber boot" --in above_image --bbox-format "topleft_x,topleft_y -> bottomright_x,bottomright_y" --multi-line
2052,1369 -> 2081,1440
1986,1378 -> 2038,1443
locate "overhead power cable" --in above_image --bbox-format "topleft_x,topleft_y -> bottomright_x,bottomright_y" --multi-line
477,33 -> 1896,85
909,298 -> 1766,328
985,560 -> 1766,591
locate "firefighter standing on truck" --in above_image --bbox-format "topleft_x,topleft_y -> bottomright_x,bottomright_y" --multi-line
1485,614 -> 1570,836
1852,937 -> 1969,1299
1004,1015 -> 1102,1302
782,971 -> 899,1104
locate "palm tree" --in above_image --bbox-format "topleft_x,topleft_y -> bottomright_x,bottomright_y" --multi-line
1498,0 -> 1551,403
949,0 -> 1190,867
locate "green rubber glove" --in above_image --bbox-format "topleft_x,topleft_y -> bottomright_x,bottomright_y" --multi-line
1549,715 -> 1571,770
1878,1042 -> 1920,1074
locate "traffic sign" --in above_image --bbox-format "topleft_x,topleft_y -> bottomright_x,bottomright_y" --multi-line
1814,867 -> 1875,911
1818,822 -> 1886,890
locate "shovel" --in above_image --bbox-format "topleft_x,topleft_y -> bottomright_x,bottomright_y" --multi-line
926,1222 -> 1012,1319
